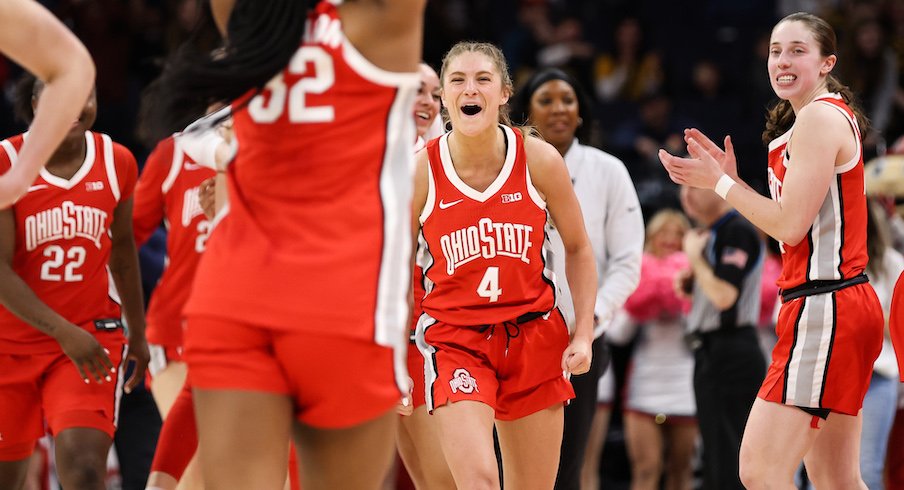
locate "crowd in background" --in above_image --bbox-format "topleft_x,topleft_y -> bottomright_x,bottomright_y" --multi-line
2,0 -> 904,489
1,0 -> 901,219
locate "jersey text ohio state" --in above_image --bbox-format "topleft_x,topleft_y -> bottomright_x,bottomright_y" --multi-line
24,201 -> 108,252
440,218 -> 533,275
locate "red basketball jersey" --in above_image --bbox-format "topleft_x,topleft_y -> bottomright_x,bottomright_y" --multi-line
133,135 -> 215,347
184,0 -> 419,347
419,126 -> 556,326
767,94 -> 868,290
0,132 -> 137,354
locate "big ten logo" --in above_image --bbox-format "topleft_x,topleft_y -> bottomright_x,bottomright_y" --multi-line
501,192 -> 522,204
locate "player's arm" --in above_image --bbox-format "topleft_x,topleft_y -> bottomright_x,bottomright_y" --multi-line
0,0 -> 95,208
526,136 -> 596,375
0,207 -> 113,383
109,196 -> 149,393
661,104 -> 849,246
340,0 -> 426,73
132,140 -> 170,247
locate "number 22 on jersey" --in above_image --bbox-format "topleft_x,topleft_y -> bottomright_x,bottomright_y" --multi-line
248,46 -> 335,124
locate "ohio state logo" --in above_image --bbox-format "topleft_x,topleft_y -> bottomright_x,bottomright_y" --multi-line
449,368 -> 479,394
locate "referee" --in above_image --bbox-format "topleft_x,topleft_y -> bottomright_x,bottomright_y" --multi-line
679,185 -> 767,490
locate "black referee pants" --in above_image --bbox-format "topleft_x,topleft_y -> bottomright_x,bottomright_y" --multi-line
693,326 -> 766,490
554,336 -> 608,490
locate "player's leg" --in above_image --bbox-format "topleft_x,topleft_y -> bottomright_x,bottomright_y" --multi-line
496,403 -> 565,490
803,411 -> 867,490
293,410 -> 397,490
397,405 -> 455,489
193,389 -> 293,489
433,400 -> 499,489
738,399 -> 818,489
54,427 -> 113,490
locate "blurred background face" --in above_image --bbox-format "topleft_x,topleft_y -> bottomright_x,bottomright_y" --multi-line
529,79 -> 579,149
679,185 -> 720,224
651,220 -> 685,257
415,64 -> 441,138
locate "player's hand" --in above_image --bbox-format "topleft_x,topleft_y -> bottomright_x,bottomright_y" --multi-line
198,177 -> 216,220
55,326 -> 115,384
396,377 -> 414,416
684,129 -> 739,180
123,332 -> 150,393
562,336 -> 592,375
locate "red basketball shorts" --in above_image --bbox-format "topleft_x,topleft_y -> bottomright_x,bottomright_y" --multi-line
0,335 -> 126,460
417,311 -> 575,421
406,341 -> 427,409
184,315 -> 401,428
759,283 -> 883,415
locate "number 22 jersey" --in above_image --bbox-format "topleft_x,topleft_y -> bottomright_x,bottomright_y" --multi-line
0,132 -> 137,354
419,125 -> 557,326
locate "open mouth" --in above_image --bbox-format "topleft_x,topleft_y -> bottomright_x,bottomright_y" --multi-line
416,111 -> 432,121
461,105 -> 482,116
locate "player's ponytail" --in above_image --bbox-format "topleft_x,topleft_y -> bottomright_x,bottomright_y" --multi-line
139,0 -> 309,144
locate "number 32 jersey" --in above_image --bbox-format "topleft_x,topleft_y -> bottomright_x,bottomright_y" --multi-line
185,0 -> 419,347
419,126 -> 557,326
0,131 -> 137,353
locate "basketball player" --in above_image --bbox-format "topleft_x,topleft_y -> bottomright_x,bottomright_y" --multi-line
0,0 -> 95,208
133,126 -> 216,490
0,74 -> 148,490
140,1 -> 424,489
659,12 -> 883,489
396,61 -> 456,490
412,41 -> 596,490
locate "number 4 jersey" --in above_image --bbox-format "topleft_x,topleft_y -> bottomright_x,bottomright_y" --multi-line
0,131 -> 137,354
419,126 -> 557,326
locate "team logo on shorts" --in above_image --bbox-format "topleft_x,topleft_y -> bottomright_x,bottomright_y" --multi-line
450,368 -> 479,394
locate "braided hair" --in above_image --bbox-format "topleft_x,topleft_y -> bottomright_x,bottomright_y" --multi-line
140,0 -> 310,143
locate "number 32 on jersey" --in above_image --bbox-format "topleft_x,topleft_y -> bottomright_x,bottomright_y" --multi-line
248,46 -> 335,124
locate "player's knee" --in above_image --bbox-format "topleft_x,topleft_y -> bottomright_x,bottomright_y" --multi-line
453,466 -> 499,490
59,458 -> 106,489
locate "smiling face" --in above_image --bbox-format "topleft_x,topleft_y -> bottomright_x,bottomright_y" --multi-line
414,63 -> 441,138
529,79 -> 579,150
651,220 -> 686,257
768,19 -> 836,106
441,50 -> 510,136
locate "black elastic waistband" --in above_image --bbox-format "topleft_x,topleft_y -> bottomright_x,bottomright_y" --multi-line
780,274 -> 868,303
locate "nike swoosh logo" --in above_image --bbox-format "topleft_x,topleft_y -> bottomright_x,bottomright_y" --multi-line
438,199 -> 464,210
184,162 -> 205,171
27,184 -> 49,192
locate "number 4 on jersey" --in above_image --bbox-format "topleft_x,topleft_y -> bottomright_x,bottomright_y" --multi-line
477,266 -> 502,302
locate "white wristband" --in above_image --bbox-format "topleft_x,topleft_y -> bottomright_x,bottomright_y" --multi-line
714,174 -> 736,200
